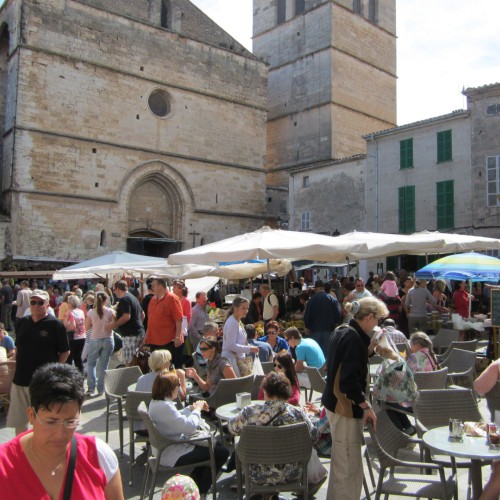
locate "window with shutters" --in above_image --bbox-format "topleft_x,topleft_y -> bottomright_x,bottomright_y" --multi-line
295,0 -> 305,15
400,138 -> 414,170
436,180 -> 454,230
277,0 -> 286,24
486,155 -> 500,206
353,0 -> 362,14
398,186 -> 415,234
301,211 -> 310,231
368,0 -> 378,23
437,130 -> 452,163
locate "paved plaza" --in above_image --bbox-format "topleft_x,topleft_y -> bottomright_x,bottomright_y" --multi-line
0,382 -> 491,499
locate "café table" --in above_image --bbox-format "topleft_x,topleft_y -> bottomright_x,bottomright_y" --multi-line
215,400 -> 260,421
422,425 -> 500,500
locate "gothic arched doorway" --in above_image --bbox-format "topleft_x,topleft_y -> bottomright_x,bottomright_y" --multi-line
126,174 -> 183,257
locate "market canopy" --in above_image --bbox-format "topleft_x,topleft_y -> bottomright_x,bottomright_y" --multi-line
409,231 -> 500,254
168,226 -> 369,264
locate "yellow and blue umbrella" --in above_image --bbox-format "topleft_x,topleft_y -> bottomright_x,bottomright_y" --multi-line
415,251 -> 500,282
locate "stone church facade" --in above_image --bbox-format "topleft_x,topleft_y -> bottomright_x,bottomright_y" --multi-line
0,0 -> 268,268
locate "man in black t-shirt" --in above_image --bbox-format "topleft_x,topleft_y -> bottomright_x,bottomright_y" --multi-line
109,280 -> 145,364
7,289 -> 69,435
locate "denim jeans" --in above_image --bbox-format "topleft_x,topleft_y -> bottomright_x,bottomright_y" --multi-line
87,337 -> 114,393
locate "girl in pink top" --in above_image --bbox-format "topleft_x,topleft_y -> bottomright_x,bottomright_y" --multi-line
379,271 -> 399,298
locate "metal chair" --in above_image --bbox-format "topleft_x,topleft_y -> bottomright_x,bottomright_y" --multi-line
367,410 -> 456,500
125,389 -> 152,485
104,366 -> 142,455
137,402 -> 216,500
440,349 -> 477,388
431,329 -> 460,354
261,361 -> 274,374
305,366 -> 326,401
235,422 -> 312,500
436,340 -> 478,364
414,366 -> 449,390
0,361 -> 15,412
485,381 -> 500,421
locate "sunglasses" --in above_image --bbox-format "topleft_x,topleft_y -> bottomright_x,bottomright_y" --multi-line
273,363 -> 282,369
267,330 -> 278,335
199,346 -> 214,352
30,300 -> 45,306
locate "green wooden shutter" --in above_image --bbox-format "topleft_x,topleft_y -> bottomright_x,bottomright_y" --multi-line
400,139 -> 413,169
437,130 -> 452,162
398,186 -> 416,234
437,180 -> 454,230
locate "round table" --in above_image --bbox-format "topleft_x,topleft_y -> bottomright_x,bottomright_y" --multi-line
423,425 -> 500,499
215,400 -> 260,421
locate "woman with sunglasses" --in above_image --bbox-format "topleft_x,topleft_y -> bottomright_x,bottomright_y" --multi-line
258,351 -> 301,406
149,370 -> 229,498
221,296 -> 258,376
186,337 -> 237,395
257,320 -> 290,355
0,363 -> 124,499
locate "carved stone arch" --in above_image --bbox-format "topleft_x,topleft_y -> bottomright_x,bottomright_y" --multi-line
118,161 -> 194,257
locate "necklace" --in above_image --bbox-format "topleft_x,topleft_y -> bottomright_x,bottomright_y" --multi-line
30,440 -> 66,476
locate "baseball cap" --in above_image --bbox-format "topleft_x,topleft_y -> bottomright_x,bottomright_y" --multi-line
30,289 -> 49,301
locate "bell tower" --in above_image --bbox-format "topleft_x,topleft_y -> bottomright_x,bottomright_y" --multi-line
253,0 -> 397,185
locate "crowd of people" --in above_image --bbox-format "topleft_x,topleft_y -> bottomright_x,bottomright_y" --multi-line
0,269 -> 496,499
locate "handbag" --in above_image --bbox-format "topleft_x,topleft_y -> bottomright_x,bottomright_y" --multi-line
373,358 -> 419,403
236,355 -> 253,377
113,331 -> 123,353
129,344 -> 151,374
186,418 -> 215,448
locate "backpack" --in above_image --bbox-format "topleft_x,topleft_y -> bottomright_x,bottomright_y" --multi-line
267,292 -> 287,320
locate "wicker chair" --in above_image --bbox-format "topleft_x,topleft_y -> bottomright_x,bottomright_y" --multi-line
431,329 -> 460,354
137,402 -> 216,500
251,374 -> 265,399
125,390 -> 152,485
485,381 -> 500,421
414,367 -> 449,390
261,361 -> 274,374
197,374 -> 254,409
305,366 -> 326,401
104,366 -> 142,455
367,410 -> 457,500
436,340 -> 478,364
0,361 -> 15,412
235,422 -> 312,500
440,349 -> 477,388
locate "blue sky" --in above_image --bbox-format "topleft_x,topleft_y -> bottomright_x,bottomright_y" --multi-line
191,0 -> 500,125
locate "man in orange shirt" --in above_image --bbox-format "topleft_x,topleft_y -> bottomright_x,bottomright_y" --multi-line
145,278 -> 184,367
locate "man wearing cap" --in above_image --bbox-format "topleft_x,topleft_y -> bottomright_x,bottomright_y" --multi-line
108,280 -> 145,364
304,280 -> 342,355
7,289 -> 69,435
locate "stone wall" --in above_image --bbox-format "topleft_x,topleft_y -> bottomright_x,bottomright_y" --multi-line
0,0 -> 268,262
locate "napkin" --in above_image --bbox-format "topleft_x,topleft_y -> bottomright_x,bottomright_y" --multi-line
464,421 -> 487,437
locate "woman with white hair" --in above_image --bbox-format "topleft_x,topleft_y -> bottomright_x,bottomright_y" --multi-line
63,295 -> 86,373
135,349 -> 187,400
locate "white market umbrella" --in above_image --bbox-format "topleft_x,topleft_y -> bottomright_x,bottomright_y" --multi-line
410,231 -> 500,254
168,226 -> 368,264
52,251 -> 169,280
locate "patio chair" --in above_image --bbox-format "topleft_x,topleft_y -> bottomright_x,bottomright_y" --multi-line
305,366 -> 326,401
413,387 -> 485,496
235,422 -> 312,500
137,402 -> 216,500
251,374 -> 264,399
436,340 -> 478,364
0,361 -> 15,412
261,361 -> 274,374
485,381 -> 500,421
440,349 -> 477,388
198,374 -> 254,409
104,366 -> 142,456
125,389 -> 152,485
367,410 -> 456,500
414,366 -> 449,390
430,329 -> 460,354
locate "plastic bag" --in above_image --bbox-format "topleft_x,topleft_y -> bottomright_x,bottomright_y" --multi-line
253,356 -> 264,376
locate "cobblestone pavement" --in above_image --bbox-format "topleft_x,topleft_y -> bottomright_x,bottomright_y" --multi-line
0,387 -> 490,499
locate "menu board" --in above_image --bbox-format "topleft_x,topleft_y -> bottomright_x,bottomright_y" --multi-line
491,289 -> 500,327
